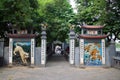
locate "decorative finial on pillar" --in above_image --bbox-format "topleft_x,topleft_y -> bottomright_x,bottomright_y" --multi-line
69,24 -> 75,30
41,22 -> 47,30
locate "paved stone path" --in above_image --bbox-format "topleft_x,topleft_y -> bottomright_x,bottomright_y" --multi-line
0,56 -> 120,80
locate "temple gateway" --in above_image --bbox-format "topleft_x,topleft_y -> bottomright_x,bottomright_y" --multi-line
1,25 -> 117,68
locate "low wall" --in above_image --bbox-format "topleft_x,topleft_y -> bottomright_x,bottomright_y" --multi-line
75,47 -> 80,67
4,47 -> 9,65
0,40 -> 4,66
35,47 -> 41,66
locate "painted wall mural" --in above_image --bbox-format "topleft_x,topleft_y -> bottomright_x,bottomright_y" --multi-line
13,41 -> 31,65
84,42 -> 102,66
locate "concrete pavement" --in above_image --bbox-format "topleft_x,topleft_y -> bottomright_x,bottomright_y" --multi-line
0,56 -> 120,80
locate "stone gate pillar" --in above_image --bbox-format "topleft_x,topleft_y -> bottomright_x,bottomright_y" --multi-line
31,38 -> 35,67
8,38 -> 13,67
41,25 -> 47,67
79,39 -> 84,66
69,26 -> 75,65
101,39 -> 105,65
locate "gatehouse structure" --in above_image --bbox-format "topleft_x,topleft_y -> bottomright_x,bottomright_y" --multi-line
7,30 -> 37,67
79,25 -> 107,67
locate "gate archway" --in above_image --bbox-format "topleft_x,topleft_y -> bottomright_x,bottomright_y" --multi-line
40,25 -> 75,67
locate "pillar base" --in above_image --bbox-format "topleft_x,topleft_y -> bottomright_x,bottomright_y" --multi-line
40,64 -> 46,67
79,64 -> 86,69
102,64 -> 111,69
29,64 -> 35,68
70,64 -> 75,67
8,63 -> 13,68
75,65 -> 80,68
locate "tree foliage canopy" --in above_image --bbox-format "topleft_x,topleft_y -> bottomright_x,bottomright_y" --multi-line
38,0 -> 75,42
0,0 -> 120,43
0,0 -> 75,43
75,0 -> 120,41
104,0 -> 120,40
76,0 -> 106,25
2,0 -> 36,27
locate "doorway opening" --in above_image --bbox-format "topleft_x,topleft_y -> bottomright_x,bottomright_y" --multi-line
46,41 -> 69,66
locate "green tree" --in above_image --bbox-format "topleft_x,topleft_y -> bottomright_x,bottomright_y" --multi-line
75,0 -> 120,41
0,0 -> 9,37
0,0 -> 40,39
2,0 -> 39,29
104,0 -> 120,41
76,0 -> 106,25
38,0 -> 75,42
0,0 -> 75,43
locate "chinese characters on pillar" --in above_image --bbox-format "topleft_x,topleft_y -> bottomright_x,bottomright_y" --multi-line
102,39 -> 105,64
41,39 -> 46,64
9,38 -> 13,64
80,39 -> 84,64
70,39 -> 75,64
31,39 -> 35,64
